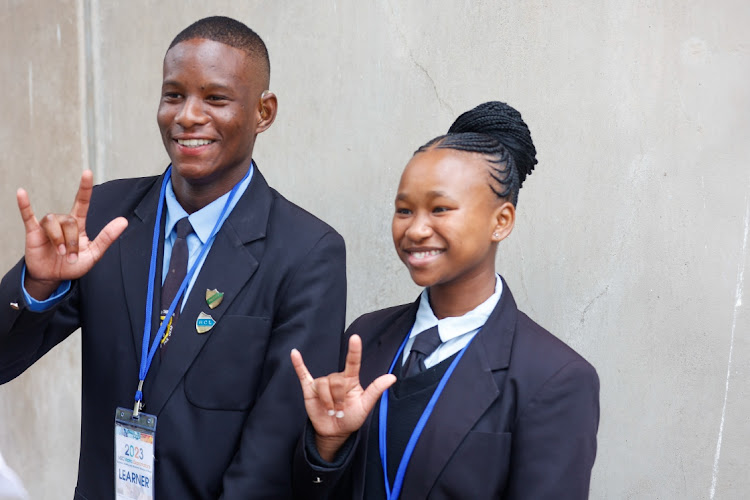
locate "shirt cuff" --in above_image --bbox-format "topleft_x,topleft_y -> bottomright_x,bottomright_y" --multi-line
21,265 -> 71,312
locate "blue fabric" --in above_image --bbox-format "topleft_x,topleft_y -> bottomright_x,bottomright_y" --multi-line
21,265 -> 71,311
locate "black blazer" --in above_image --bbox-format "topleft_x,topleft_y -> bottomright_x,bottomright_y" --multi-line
0,166 -> 347,499
294,279 -> 599,499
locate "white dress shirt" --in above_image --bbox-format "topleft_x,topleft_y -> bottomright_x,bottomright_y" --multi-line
402,274 -> 503,368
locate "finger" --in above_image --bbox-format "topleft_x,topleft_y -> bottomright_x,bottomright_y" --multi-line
290,348 -> 316,390
328,373 -> 351,417
70,170 -> 94,228
86,217 -> 128,264
59,215 -> 80,262
314,377 -> 336,416
360,374 -> 397,415
342,334 -> 362,379
16,188 -> 40,233
39,214 -> 68,256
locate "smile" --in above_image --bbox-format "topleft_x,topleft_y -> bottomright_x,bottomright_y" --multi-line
176,138 -> 214,147
408,249 -> 444,260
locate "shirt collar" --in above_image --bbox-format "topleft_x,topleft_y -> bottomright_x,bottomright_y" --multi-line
411,275 -> 503,342
164,163 -> 254,244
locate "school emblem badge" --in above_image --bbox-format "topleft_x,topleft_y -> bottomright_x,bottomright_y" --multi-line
195,311 -> 216,334
205,288 -> 224,309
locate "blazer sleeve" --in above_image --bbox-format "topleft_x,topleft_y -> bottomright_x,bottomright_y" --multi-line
0,258 -> 80,384
505,359 -> 600,500
219,230 -> 347,498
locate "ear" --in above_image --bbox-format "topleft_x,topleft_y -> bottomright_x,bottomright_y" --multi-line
256,90 -> 278,133
491,201 -> 515,242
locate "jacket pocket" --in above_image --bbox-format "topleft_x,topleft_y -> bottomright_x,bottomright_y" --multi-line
434,431 -> 512,499
184,315 -> 271,410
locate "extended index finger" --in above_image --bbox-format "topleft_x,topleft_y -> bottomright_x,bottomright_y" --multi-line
70,170 -> 94,224
342,334 -> 363,379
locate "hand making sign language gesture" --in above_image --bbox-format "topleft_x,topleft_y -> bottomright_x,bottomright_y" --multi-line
291,335 -> 397,462
16,169 -> 129,301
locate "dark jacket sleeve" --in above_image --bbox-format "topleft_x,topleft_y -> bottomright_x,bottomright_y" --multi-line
504,359 -> 600,499
0,258 -> 81,384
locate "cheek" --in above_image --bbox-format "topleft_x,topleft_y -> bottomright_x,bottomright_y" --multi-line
156,105 -> 172,131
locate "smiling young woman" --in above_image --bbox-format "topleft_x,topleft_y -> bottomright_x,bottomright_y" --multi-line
292,101 -> 600,500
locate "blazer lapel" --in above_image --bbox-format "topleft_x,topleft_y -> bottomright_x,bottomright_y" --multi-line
144,168 -> 273,416
120,175 -> 165,366
360,301 -> 419,387
400,280 -> 519,498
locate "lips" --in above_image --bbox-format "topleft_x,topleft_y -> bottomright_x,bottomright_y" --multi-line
176,138 -> 214,147
172,137 -> 216,156
403,248 -> 445,267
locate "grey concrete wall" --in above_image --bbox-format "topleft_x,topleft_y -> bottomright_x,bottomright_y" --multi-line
1,1 -> 748,498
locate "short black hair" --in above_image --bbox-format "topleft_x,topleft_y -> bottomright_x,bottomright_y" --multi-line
416,101 -> 537,206
168,16 -> 270,87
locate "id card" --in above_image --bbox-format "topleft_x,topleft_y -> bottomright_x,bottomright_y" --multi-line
115,407 -> 157,500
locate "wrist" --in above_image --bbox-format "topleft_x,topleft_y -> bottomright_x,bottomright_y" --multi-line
314,434 -> 351,463
24,273 -> 62,301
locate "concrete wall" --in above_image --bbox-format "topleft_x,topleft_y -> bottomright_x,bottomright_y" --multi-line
1,1 -> 748,498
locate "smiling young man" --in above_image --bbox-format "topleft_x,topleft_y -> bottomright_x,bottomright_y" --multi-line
0,16 -> 346,499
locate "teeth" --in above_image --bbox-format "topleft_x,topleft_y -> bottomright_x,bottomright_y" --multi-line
411,250 -> 442,259
177,138 -> 213,147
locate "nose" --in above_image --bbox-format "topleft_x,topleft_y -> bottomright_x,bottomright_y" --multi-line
404,212 -> 433,241
175,96 -> 209,128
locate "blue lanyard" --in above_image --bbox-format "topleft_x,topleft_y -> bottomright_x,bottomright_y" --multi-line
378,327 -> 478,500
132,165 -> 250,416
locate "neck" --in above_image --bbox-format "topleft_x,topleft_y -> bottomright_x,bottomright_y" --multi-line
170,167 -> 248,214
428,269 -> 496,319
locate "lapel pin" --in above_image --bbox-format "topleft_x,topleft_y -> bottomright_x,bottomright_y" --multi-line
205,289 -> 224,309
196,311 -> 216,334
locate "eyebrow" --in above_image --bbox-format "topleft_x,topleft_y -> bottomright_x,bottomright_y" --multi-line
161,80 -> 234,92
396,190 -> 455,201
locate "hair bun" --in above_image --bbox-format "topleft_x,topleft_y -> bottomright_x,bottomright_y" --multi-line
448,101 -> 538,186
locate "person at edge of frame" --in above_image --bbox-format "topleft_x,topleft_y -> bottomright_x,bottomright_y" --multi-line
291,101 -> 600,499
0,15 -> 346,500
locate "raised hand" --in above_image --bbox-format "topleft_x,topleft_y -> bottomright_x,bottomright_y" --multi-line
17,170 -> 129,300
291,334 -> 396,461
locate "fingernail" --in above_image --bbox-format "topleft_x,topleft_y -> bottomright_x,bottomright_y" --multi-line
335,411 -> 345,419
327,410 -> 335,416
67,253 -> 78,264
58,244 -> 66,255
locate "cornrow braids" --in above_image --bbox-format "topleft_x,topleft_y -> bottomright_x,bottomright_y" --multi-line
416,101 -> 537,206
168,16 -> 270,86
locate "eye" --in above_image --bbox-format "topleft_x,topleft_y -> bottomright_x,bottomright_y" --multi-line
206,95 -> 229,103
162,92 -> 182,100
395,207 -> 412,216
432,206 -> 450,214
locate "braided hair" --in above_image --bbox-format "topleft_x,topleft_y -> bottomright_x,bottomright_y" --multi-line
416,101 -> 537,206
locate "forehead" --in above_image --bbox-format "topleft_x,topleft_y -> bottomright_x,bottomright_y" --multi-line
162,38 -> 259,85
399,148 -> 491,194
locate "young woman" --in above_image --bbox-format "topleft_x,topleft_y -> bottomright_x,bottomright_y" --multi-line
291,101 -> 599,499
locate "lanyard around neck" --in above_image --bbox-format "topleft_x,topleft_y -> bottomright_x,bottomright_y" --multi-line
132,165 -> 250,416
378,327 -> 478,500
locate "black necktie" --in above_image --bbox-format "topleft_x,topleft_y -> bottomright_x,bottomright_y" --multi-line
160,217 -> 193,349
402,326 -> 442,378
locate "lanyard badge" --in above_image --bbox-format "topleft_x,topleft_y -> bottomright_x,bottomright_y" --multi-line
114,164 -> 251,498
378,329 -> 478,500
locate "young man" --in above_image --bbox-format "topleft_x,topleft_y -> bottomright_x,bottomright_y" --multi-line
0,16 -> 346,499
